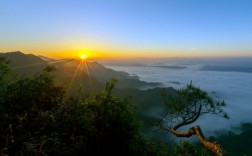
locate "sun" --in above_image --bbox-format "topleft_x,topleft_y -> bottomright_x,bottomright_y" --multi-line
81,54 -> 87,60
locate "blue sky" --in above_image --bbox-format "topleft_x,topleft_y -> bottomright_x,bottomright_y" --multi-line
0,0 -> 252,58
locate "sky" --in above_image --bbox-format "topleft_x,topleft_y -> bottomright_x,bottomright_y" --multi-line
0,0 -> 252,59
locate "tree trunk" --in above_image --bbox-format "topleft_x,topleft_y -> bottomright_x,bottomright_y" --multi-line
169,126 -> 225,156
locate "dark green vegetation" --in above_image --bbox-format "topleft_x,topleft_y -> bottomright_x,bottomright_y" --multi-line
1,52 -> 251,155
160,83 -> 229,156
115,88 -> 171,130
0,56 -> 211,155
209,123 -> 252,156
0,52 -> 160,92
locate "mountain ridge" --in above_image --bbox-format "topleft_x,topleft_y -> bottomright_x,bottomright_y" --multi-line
0,52 -> 161,92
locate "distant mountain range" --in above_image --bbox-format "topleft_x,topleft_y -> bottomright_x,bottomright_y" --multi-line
201,65 -> 252,73
0,51 -> 174,131
0,52 -> 161,94
0,51 -> 47,75
38,55 -> 55,61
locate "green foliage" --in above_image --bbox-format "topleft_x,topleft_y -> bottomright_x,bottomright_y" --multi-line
209,122 -> 252,156
114,87 -> 169,130
0,60 -> 170,155
128,137 -> 170,156
0,57 -> 10,81
58,79 -> 142,155
161,82 -> 228,129
160,82 -> 228,155
171,140 -> 212,156
0,58 -> 221,155
0,59 -> 65,155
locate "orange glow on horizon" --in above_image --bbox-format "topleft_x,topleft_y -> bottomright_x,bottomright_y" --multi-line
42,51 -> 190,59
39,47 -> 249,60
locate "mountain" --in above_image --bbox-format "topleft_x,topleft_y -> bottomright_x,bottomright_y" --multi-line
0,51 -> 175,134
0,52 -> 161,93
114,87 -> 175,130
0,51 -> 47,74
38,55 -> 55,61
201,65 -> 252,73
0,51 -> 46,66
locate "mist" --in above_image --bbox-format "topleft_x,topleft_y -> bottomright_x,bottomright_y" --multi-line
103,57 -> 252,136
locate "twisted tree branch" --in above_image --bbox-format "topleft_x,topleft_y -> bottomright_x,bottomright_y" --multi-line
168,125 -> 225,156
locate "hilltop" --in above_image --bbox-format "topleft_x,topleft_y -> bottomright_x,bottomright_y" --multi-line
0,52 -> 161,94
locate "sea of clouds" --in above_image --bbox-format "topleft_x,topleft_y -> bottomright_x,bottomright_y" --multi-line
103,58 -> 252,136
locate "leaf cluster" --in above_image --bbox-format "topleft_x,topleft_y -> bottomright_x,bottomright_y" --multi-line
161,82 -> 228,130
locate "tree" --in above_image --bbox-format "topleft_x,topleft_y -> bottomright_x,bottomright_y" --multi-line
1,57 -> 223,155
171,140 -> 212,156
0,57 -> 10,81
159,82 -> 229,156
82,79 -> 141,155
0,60 -> 169,155
209,122 -> 252,156
0,59 -> 65,155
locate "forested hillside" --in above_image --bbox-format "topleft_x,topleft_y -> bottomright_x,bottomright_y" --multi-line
0,56 -> 212,155
0,52 -> 160,92
1,53 -> 252,155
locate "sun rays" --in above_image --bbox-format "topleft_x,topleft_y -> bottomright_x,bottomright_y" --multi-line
65,57 -> 95,95
10,55 -> 95,95
11,59 -> 70,70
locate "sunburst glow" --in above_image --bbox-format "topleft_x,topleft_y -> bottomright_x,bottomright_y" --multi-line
81,54 -> 87,60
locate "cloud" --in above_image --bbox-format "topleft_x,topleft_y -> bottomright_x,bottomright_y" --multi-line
105,58 -> 252,136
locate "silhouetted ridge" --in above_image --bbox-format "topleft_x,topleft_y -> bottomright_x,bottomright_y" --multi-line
38,55 -> 55,61
0,51 -> 45,63
0,51 -> 47,74
0,52 -> 160,93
